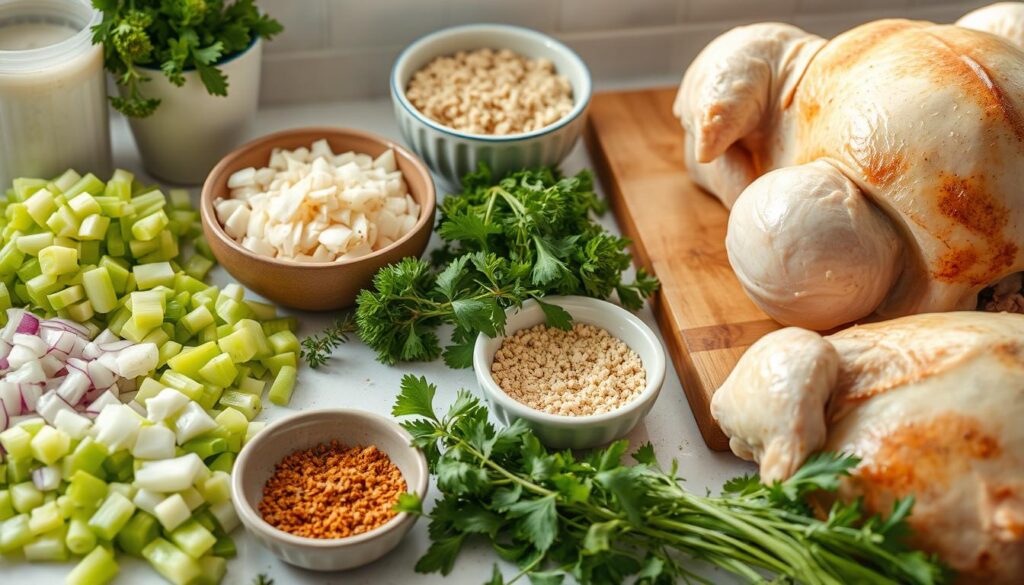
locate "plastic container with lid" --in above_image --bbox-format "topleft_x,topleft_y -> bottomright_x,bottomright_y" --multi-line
0,0 -> 111,188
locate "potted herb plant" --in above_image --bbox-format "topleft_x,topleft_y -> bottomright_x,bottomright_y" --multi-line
91,0 -> 283,184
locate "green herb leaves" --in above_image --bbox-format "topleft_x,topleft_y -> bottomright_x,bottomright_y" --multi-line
355,165 -> 659,366
91,0 -> 283,117
391,374 -> 949,585
299,314 -> 356,368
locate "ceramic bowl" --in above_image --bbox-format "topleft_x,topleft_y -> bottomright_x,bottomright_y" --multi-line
200,127 -> 436,311
230,409 -> 429,571
391,24 -> 592,189
473,296 -> 666,449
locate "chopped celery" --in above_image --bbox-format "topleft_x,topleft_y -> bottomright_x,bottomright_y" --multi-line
268,365 -> 298,406
181,436 -> 227,460
134,261 -> 175,289
167,342 -> 220,377
169,518 -> 216,559
197,555 -> 228,584
30,425 -> 71,464
217,329 -> 258,363
25,188 -> 57,226
38,244 -> 78,275
236,376 -> 265,397
211,533 -> 236,558
207,452 -> 234,474
23,526 -> 69,561
47,283 -> 84,310
0,425 -> 33,459
217,390 -> 261,420
82,267 -> 118,313
182,305 -> 215,335
153,495 -> 191,532
208,499 -> 239,533
198,354 -> 237,388
66,545 -> 119,585
87,491 -> 136,540
66,438 -> 108,478
184,254 -> 213,280
197,471 -> 231,505
142,537 -> 202,585
159,371 -> 205,401
68,192 -> 102,217
78,213 -> 111,240
28,500 -> 63,535
158,340 -> 183,368
0,513 -> 32,553
214,408 -> 248,436
0,490 -> 12,520
11,481 -> 44,513
66,299 -> 95,322
15,232 -> 54,255
64,173 -> 105,199
131,211 -> 169,241
66,516 -> 97,554
262,352 -> 296,377
268,330 -> 300,355
116,510 -> 159,556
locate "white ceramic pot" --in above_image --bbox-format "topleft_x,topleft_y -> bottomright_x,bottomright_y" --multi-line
124,38 -> 263,185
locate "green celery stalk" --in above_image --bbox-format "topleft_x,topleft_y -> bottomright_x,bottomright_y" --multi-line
197,471 -> 231,505
22,526 -> 69,561
236,377 -> 265,397
116,510 -> 160,556
181,436 -> 228,460
28,500 -> 63,535
133,261 -> 175,289
207,453 -> 234,474
142,537 -> 202,585
160,371 -> 205,401
66,470 -> 108,513
0,425 -> 33,459
169,518 -> 216,558
268,330 -> 300,355
66,515 -> 97,554
0,490 -> 13,520
268,365 -> 297,406
131,211 -> 170,241
217,391 -> 261,420
11,481 -> 44,513
78,214 -> 111,240
196,555 -> 228,585
102,451 -> 134,483
87,492 -> 135,540
64,173 -> 105,199
182,305 -> 215,335
66,544 -> 119,585
81,267 -> 118,313
66,437 -> 109,478
0,513 -> 32,552
7,456 -> 34,484
67,193 -> 101,217
168,342 -> 221,377
210,533 -> 236,558
15,232 -> 54,255
184,255 -> 214,280
198,354 -> 237,388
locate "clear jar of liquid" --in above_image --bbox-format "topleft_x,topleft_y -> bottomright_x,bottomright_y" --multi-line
0,0 -> 111,188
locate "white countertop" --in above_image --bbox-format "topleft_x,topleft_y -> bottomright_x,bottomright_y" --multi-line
4,97 -> 752,585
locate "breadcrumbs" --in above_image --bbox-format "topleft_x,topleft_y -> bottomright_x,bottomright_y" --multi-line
258,441 -> 406,539
405,47 -> 574,135
491,322 -> 646,416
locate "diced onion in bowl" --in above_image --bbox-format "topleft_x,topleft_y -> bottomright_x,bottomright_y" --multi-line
217,139 -> 421,262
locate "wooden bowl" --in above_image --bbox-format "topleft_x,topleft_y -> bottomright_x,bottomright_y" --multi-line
200,127 -> 436,311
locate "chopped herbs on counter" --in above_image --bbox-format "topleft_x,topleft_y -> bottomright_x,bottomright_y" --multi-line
356,165 -> 659,367
299,314 -> 357,368
391,374 -> 950,585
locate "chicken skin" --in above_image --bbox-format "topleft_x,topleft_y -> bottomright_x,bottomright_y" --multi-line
712,312 -> 1024,583
675,3 -> 1024,330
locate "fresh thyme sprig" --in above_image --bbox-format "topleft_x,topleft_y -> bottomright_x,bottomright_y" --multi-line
300,314 -> 357,368
392,375 -> 950,585
252,574 -> 273,585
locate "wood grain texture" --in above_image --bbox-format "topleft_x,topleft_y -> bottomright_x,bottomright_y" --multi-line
584,87 -> 781,451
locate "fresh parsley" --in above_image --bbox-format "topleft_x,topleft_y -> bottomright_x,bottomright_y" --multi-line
392,374 -> 950,585
300,314 -> 357,368
355,165 -> 659,366
90,0 -> 283,117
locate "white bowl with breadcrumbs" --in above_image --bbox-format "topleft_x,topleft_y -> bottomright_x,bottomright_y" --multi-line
391,24 -> 592,190
473,296 -> 666,449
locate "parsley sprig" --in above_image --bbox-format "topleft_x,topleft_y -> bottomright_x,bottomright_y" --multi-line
356,166 -> 659,367
392,375 -> 950,585
300,314 -> 357,368
90,0 -> 283,117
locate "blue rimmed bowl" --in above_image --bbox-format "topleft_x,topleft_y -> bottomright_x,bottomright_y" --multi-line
390,24 -> 592,189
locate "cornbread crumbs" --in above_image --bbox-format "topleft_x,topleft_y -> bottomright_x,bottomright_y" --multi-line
258,441 -> 406,539
491,322 -> 646,416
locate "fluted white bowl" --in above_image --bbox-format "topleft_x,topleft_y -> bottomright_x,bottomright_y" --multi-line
391,24 -> 592,189
474,296 -> 666,450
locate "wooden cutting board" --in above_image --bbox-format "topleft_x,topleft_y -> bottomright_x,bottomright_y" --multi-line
584,87 -> 781,451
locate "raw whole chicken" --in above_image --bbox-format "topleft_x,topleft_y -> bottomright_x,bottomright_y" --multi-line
675,3 -> 1024,330
712,311 -> 1024,583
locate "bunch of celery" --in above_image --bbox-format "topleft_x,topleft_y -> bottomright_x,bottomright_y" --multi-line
0,404 -> 257,584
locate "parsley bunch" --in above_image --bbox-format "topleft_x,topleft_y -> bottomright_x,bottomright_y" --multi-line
355,166 -> 658,367
90,0 -> 283,117
393,375 -> 950,585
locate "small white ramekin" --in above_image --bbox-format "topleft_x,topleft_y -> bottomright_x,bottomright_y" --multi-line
390,24 -> 592,189
230,409 -> 428,571
473,296 -> 666,450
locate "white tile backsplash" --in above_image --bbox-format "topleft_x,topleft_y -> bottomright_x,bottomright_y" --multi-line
259,0 -> 328,53
256,0 -> 988,104
559,0 -> 682,32
327,0 -> 446,49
